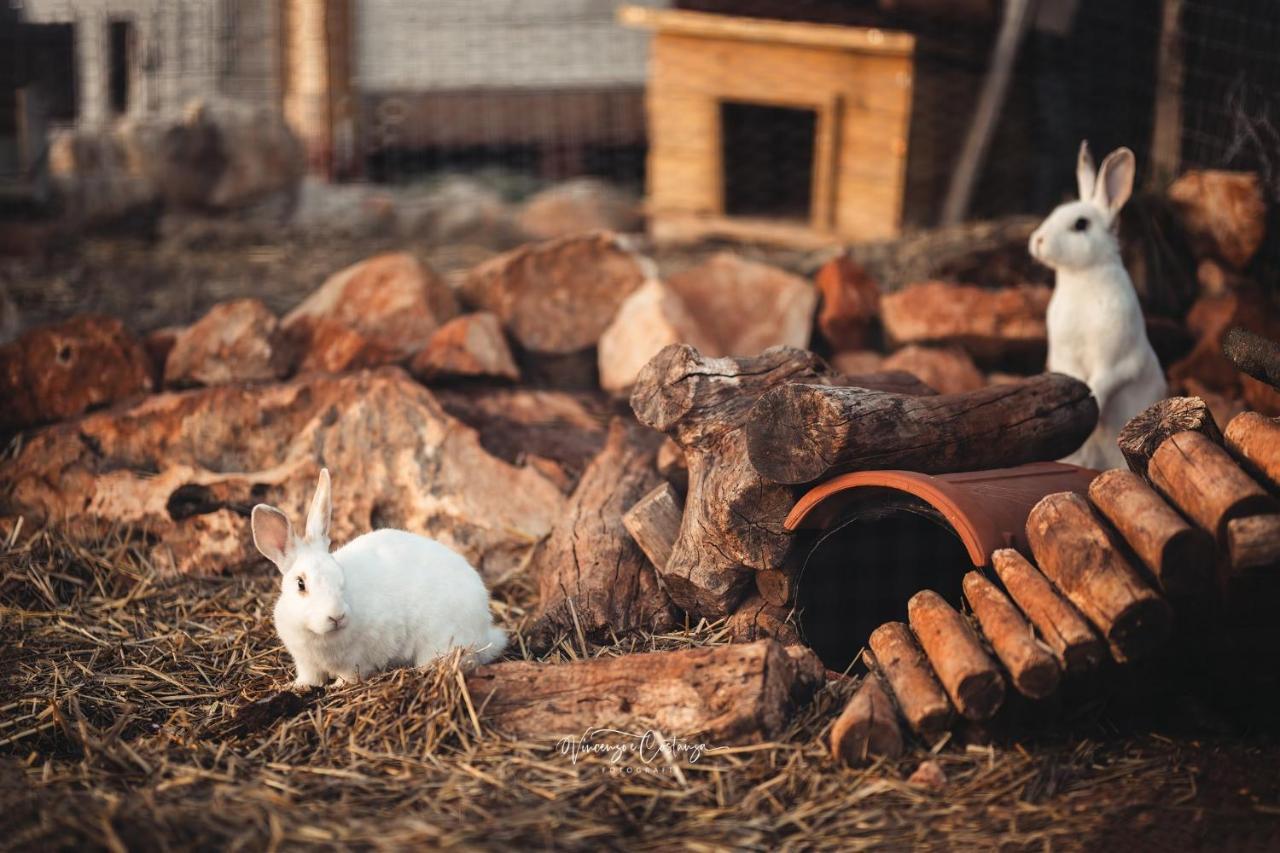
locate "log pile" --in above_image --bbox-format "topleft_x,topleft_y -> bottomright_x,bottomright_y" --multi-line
830,396 -> 1280,766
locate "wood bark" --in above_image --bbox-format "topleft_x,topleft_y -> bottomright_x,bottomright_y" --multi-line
1025,493 -> 1173,663
1226,514 -> 1280,571
466,640 -> 822,743
656,437 -> 689,494
629,344 -> 830,616
1223,327 -> 1280,391
1225,411 -> 1280,492
622,481 -> 684,575
746,373 -> 1096,485
829,674 -> 904,766
725,592 -> 800,645
907,591 -> 1005,721
833,369 -> 938,397
1148,430 -> 1277,540
962,572 -> 1060,699
991,548 -> 1106,672
1118,396 -> 1223,479
1087,469 -> 1215,595
529,419 -> 676,650
867,621 -> 953,739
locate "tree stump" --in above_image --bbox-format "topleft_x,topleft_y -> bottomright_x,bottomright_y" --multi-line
1026,493 -> 1173,663
746,374 -> 1096,485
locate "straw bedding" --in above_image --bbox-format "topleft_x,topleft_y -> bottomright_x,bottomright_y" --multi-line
2,526 -> 1278,851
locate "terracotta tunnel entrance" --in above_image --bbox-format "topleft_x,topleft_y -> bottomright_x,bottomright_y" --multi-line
783,463 -> 1097,671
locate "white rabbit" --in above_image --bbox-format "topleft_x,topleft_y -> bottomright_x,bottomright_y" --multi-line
251,469 -> 507,688
1029,141 -> 1166,470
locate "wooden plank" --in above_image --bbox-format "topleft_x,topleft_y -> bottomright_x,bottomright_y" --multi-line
619,5 -> 915,56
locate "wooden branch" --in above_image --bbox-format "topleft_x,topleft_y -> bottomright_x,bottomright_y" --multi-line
466,640 -> 823,743
1225,411 -> 1280,492
630,344 -> 829,616
962,572 -> 1060,699
829,674 -> 904,766
867,622 -> 953,739
1026,493 -> 1173,663
1148,430 -> 1277,540
622,482 -> 684,574
1226,514 -> 1280,571
907,591 -> 1005,721
529,419 -> 675,649
746,374 -> 1096,485
1118,396 -> 1223,479
1223,327 -> 1280,391
1088,469 -> 1215,595
991,548 -> 1105,672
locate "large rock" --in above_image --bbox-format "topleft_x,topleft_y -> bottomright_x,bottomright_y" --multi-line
164,298 -> 291,387
881,281 -> 1050,366
664,253 -> 816,357
409,312 -> 520,383
815,255 -> 881,352
883,344 -> 986,395
284,252 -> 459,371
0,316 -> 152,432
597,254 -> 816,395
458,231 -> 651,356
516,178 -> 642,241
1168,170 -> 1266,271
0,368 -> 563,577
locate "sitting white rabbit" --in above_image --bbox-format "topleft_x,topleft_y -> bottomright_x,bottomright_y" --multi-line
1029,141 -> 1166,470
251,469 -> 507,688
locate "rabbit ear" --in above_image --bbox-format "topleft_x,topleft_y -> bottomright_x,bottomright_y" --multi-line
305,468 -> 332,544
1093,147 -> 1136,218
1076,140 -> 1097,200
252,505 -> 294,572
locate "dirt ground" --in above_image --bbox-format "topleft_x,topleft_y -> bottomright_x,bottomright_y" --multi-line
2,529 -> 1279,852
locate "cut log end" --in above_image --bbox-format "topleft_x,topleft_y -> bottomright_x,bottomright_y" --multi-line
829,674 -> 904,767
1118,396 -> 1223,478
1107,596 -> 1176,664
1225,411 -> 1280,492
1226,514 -> 1280,572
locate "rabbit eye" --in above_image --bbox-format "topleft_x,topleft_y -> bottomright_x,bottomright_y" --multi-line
296,576 -> 307,594
1072,217 -> 1090,232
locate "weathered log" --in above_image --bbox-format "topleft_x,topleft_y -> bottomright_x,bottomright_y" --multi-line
466,640 -> 822,742
1118,396 -> 1223,479
962,572 -> 1060,699
1223,327 -> 1280,391
867,621 -> 953,739
1149,430 -> 1277,540
528,419 -> 676,649
747,373 -> 1096,485
1087,469 -> 1215,595
630,344 -> 830,616
991,548 -> 1105,672
756,568 -> 794,607
1226,514 -> 1280,571
1026,493 -> 1173,663
725,593 -> 800,644
829,674 -> 904,766
907,591 -> 1005,721
1225,411 -> 1280,492
622,481 -> 684,575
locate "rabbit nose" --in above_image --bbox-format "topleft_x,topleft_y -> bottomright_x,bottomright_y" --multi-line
328,613 -> 346,628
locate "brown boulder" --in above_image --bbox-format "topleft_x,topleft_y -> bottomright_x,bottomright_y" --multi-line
458,231 -> 650,357
0,315 -> 152,432
0,368 -> 563,577
283,252 -> 458,370
164,298 -> 291,387
815,255 -> 881,352
883,344 -> 986,394
665,253 -> 816,357
516,178 -> 641,241
1168,170 -> 1266,270
881,281 -> 1050,366
409,312 -> 519,383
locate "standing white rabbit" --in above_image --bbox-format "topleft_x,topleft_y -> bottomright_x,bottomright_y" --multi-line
1029,141 -> 1166,470
251,469 -> 507,688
